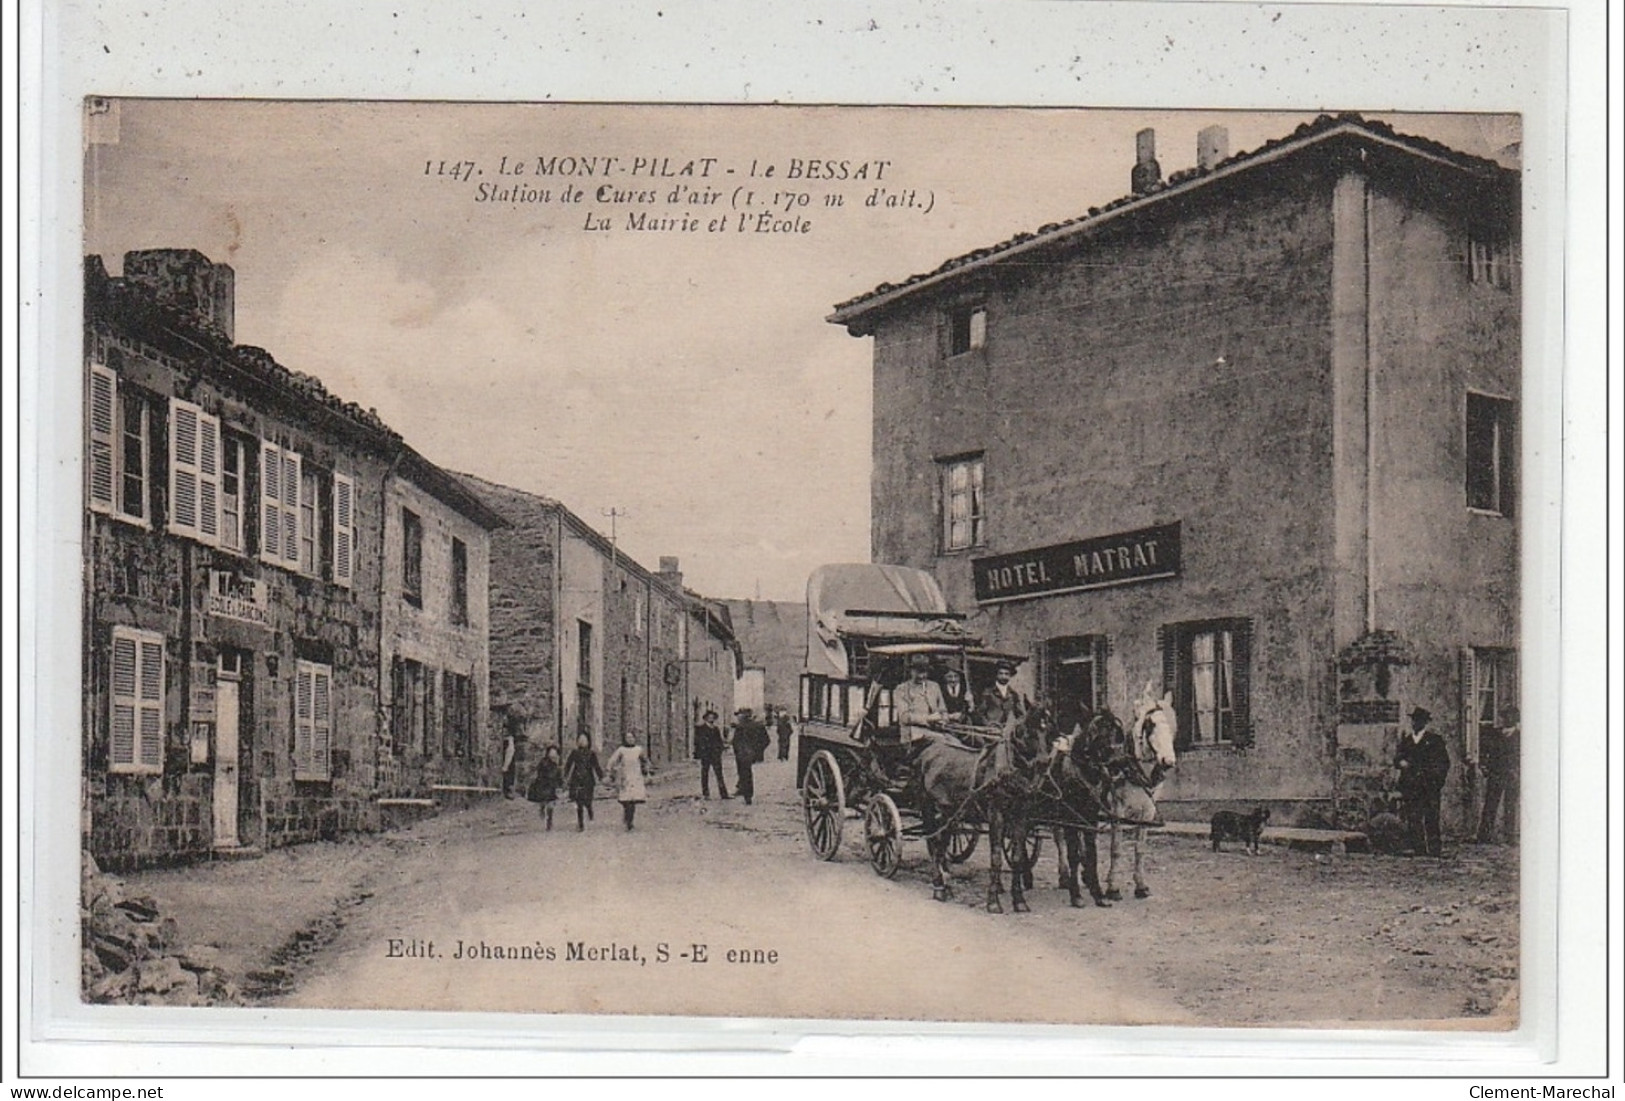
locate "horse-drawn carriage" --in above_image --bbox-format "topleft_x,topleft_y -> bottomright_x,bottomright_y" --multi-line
797,563 -> 1179,913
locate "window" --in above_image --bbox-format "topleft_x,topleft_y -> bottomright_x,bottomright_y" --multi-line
451,537 -> 469,625
120,390 -> 151,522
576,619 -> 594,740
1467,231 -> 1512,289
1160,618 -> 1253,748
221,435 -> 245,552
1462,647 -> 1518,764
1466,393 -> 1515,516
948,304 -> 987,355
939,454 -> 986,551
293,659 -> 333,781
260,441 -> 302,567
168,399 -> 222,545
299,468 -> 322,577
443,671 -> 474,756
402,508 -> 423,605
109,626 -> 165,774
391,657 -> 425,757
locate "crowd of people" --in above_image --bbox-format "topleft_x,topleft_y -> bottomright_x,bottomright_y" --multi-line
515,705 -> 799,831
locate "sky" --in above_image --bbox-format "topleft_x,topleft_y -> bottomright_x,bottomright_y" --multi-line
84,102 -> 1518,601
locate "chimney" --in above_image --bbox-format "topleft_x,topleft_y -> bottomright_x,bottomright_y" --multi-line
122,249 -> 235,342
1131,128 -> 1162,195
658,556 -> 683,589
1197,125 -> 1230,172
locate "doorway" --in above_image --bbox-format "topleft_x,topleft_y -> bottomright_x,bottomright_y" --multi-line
1043,635 -> 1109,738
213,650 -> 244,848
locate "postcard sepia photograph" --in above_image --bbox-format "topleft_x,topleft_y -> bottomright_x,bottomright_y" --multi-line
15,0 -> 1615,1080
71,97 -> 1531,1029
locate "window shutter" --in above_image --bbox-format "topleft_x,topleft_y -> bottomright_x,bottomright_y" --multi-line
87,364 -> 117,513
110,632 -> 138,770
1158,625 -> 1190,750
197,412 -> 221,544
1092,635 -> 1111,714
261,441 -> 283,565
332,472 -> 355,587
1231,619 -> 1255,748
293,661 -> 315,780
1469,646 -> 1482,766
138,638 -> 165,770
169,399 -> 202,537
1032,642 -> 1048,710
282,451 -> 302,564
312,665 -> 333,780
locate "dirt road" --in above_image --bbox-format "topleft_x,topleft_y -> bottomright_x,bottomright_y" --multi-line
123,747 -> 1518,1028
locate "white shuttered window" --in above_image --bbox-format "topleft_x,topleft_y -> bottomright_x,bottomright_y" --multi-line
332,473 -> 355,587
110,626 -> 165,774
169,399 -> 223,544
260,441 -> 303,568
293,660 -> 334,781
87,364 -> 118,513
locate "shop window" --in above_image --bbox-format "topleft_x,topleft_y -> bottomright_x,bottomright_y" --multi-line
109,626 -> 165,774
1466,392 -> 1515,516
1159,618 -> 1253,748
938,453 -> 986,552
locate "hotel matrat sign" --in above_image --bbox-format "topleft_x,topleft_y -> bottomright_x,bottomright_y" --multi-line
972,522 -> 1182,605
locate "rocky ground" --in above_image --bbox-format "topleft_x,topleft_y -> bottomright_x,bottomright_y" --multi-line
98,748 -> 1519,1027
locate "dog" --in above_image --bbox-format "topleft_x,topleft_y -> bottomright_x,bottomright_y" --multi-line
1210,806 -> 1270,854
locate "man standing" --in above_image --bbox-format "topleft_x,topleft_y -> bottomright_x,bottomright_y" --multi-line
693,708 -> 729,800
1395,705 -> 1451,857
975,661 -> 1027,728
775,708 -> 794,762
732,708 -> 769,805
1475,705 -> 1519,844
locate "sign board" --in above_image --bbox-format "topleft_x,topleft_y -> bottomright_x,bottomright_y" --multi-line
1339,699 -> 1401,725
206,569 -> 270,627
972,522 -> 1181,605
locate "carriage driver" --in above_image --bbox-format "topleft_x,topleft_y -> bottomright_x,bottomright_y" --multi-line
893,653 -> 948,743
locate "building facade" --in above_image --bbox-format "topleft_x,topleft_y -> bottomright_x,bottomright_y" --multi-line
460,476 -> 742,770
830,115 -> 1519,835
378,454 -> 507,799
83,248 -> 501,870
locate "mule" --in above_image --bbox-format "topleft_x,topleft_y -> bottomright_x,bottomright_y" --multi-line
914,708 -> 1048,914
1103,683 -> 1178,901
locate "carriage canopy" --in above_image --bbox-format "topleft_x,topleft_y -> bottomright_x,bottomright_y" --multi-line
805,563 -> 978,679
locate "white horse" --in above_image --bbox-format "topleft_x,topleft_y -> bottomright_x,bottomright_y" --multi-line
1103,682 -> 1178,900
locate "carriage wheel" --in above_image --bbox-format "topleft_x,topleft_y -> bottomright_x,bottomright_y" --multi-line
1001,825 -> 1041,873
802,750 -> 846,861
946,820 -> 979,865
864,794 -> 903,879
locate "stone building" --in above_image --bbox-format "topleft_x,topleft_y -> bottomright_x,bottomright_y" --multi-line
82,248 -> 501,869
719,599 -> 808,716
829,115 -> 1519,835
458,476 -> 742,770
378,453 -> 508,800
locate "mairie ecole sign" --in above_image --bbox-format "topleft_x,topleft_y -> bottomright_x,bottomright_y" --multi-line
971,522 -> 1181,605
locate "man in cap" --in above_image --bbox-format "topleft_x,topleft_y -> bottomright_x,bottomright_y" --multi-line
1394,705 -> 1451,857
892,653 -> 948,744
975,660 -> 1028,728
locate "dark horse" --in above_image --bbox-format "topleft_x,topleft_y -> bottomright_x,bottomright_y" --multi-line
1027,709 -> 1119,908
914,708 -> 1050,913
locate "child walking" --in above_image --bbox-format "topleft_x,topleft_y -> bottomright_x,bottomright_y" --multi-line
562,733 -> 604,832
528,743 -> 564,830
605,730 -> 650,831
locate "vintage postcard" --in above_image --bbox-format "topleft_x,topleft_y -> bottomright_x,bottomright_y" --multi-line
71,99 -> 1530,1030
